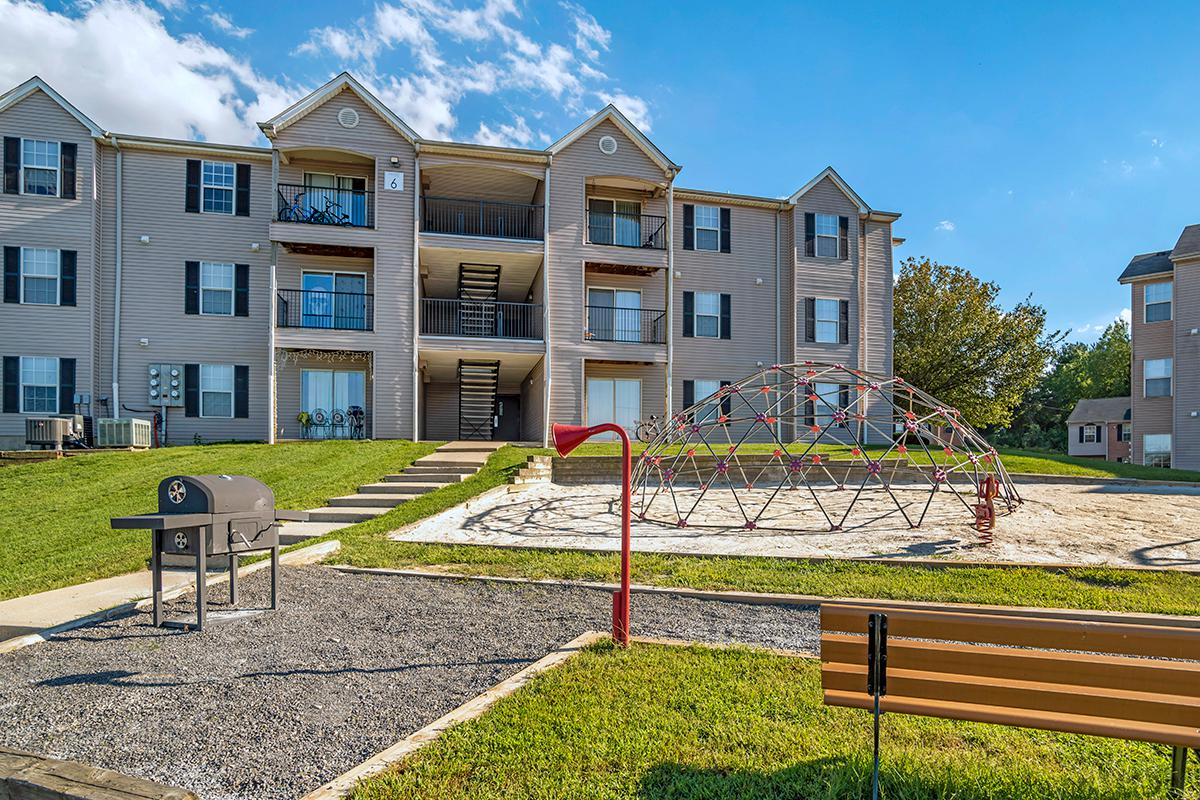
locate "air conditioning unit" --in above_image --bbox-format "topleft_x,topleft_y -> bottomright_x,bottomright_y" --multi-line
26,417 -> 72,448
95,417 -> 153,449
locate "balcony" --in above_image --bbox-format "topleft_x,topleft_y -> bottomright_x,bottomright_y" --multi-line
276,183 -> 374,228
586,211 -> 667,250
421,196 -> 544,241
421,298 -> 542,340
585,306 -> 666,344
277,289 -> 374,331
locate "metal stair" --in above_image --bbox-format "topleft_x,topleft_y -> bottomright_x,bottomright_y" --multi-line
458,263 -> 501,337
458,359 -> 500,440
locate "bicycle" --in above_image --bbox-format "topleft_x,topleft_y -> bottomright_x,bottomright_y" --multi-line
277,191 -> 308,222
309,196 -> 352,226
635,414 -> 664,443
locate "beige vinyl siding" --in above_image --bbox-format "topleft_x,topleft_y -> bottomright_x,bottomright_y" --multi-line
546,118 -> 671,428
275,352 -> 373,440
1172,259 -> 1200,469
1130,275 -> 1174,463
521,357 -> 545,443
273,88 -> 417,439
0,89 -> 97,445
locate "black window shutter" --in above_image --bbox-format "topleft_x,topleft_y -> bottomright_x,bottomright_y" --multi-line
839,385 -> 851,417
719,293 -> 731,340
804,396 -> 815,427
838,215 -> 849,260
185,159 -> 201,213
839,299 -> 849,344
60,250 -> 77,306
58,358 -> 75,414
683,380 -> 694,409
682,291 -> 694,337
3,138 -> 18,195
3,247 -> 19,304
804,297 -> 816,342
235,163 -> 251,216
1097,424 -> 1103,443
234,263 -> 249,316
720,380 -> 732,415
2,356 -> 18,412
185,261 -> 200,314
719,208 -> 731,253
60,143 -> 77,200
234,365 -> 249,418
184,363 -> 200,417
682,204 -> 694,250
1078,425 -> 1084,444
804,212 -> 815,257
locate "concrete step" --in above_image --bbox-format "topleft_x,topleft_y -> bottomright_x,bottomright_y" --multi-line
358,482 -> 439,494
388,472 -> 467,483
414,452 -> 492,467
403,464 -> 480,475
329,493 -> 414,508
278,521 -> 347,545
306,506 -> 395,523
438,441 -> 506,452
377,477 -> 451,489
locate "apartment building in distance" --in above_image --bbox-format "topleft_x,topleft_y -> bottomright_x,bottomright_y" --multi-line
0,73 -> 900,449
1119,223 -> 1200,469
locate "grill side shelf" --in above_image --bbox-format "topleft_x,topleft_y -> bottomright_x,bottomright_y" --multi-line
110,513 -> 215,529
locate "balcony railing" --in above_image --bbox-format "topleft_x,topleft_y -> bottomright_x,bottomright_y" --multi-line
276,183 -> 374,228
421,298 -> 543,340
277,289 -> 374,331
586,211 -> 667,250
585,306 -> 666,344
421,196 -> 544,241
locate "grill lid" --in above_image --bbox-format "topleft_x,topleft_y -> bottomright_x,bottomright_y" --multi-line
158,474 -> 275,515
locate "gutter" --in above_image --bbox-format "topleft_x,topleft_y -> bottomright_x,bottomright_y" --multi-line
110,134 -> 122,418
774,207 -> 781,440
412,142 -> 422,440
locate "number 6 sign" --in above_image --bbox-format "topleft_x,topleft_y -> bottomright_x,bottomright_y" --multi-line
383,171 -> 404,191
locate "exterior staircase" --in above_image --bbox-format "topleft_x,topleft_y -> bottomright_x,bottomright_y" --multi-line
458,359 -> 500,440
285,441 -> 505,536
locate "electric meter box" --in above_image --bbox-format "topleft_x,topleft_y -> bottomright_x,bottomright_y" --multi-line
148,364 -> 185,407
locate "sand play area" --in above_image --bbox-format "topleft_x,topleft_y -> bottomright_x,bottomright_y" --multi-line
394,480 -> 1200,569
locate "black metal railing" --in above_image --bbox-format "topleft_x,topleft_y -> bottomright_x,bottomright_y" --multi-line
585,306 -> 666,344
420,298 -> 543,340
421,196 -> 544,240
277,289 -> 374,331
586,211 -> 667,250
276,183 -> 374,227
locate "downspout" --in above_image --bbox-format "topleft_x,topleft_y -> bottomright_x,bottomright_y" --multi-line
541,158 -> 552,446
110,134 -> 122,419
774,204 -> 781,440
411,144 -> 421,440
859,214 -> 869,444
665,177 -> 675,418
268,148 -> 279,444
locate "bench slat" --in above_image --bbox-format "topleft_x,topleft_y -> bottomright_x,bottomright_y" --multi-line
824,689 -> 1200,749
820,633 -> 1200,698
823,663 -> 1200,728
821,604 -> 1200,660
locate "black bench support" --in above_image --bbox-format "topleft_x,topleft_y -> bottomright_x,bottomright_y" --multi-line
867,612 -> 888,800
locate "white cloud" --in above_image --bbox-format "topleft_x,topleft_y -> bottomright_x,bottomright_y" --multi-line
472,115 -> 533,147
1151,137 -> 1164,148
597,91 -> 651,132
207,11 -> 253,39
561,1 -> 610,60
0,0 -> 300,145
934,219 -> 956,232
1119,307 -> 1132,326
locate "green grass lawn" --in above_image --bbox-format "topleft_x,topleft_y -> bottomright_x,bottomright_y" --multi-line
351,641 -> 1190,799
567,442 -> 1200,482
0,439 -> 435,601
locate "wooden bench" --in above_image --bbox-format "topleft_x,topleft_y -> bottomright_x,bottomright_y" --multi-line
820,601 -> 1200,793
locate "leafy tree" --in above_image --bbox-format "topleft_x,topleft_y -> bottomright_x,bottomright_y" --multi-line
893,257 -> 1061,428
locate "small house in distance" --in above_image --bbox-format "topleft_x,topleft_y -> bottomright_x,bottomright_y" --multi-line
1066,397 -> 1132,462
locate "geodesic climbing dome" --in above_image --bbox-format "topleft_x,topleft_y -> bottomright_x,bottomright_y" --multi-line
632,362 -> 1021,534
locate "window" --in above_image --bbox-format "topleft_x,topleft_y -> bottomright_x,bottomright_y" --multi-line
1144,433 -> 1171,468
1082,424 -> 1098,443
21,139 -> 59,196
200,364 -> 234,417
200,261 -> 234,315
202,160 -> 235,214
20,248 -> 59,305
695,291 -> 721,338
1144,282 -> 1172,323
693,379 -> 721,422
302,271 -> 368,329
1121,423 -> 1132,442
814,298 -> 840,343
20,356 -> 58,413
587,198 -> 642,247
694,205 -> 720,251
1144,358 -> 1172,397
301,369 -> 366,438
586,377 -> 640,440
812,382 -> 841,427
587,287 -> 641,342
815,213 -> 840,258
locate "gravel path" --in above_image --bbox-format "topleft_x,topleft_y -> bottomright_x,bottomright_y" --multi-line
0,565 -> 817,800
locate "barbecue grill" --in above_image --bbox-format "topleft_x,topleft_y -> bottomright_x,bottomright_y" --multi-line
111,475 -> 307,631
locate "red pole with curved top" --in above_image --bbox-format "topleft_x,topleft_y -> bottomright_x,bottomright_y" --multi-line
552,422 -> 632,646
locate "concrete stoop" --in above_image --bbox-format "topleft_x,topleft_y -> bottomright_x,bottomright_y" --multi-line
509,455 -> 552,491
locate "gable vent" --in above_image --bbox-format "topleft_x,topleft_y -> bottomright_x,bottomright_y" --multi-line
337,107 -> 360,129
598,135 -> 618,155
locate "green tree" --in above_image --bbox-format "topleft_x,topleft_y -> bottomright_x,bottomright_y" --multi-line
894,257 -> 1061,428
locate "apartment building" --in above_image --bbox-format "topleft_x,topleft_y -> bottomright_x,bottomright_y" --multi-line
1119,223 -> 1200,469
1065,397 -> 1131,462
0,73 -> 900,449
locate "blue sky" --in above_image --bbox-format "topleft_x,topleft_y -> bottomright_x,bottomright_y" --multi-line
6,1 -> 1199,343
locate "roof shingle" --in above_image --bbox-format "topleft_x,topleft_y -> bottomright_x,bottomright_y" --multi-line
1118,250 -> 1174,282
1067,397 -> 1131,424
1172,224 -> 1200,260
